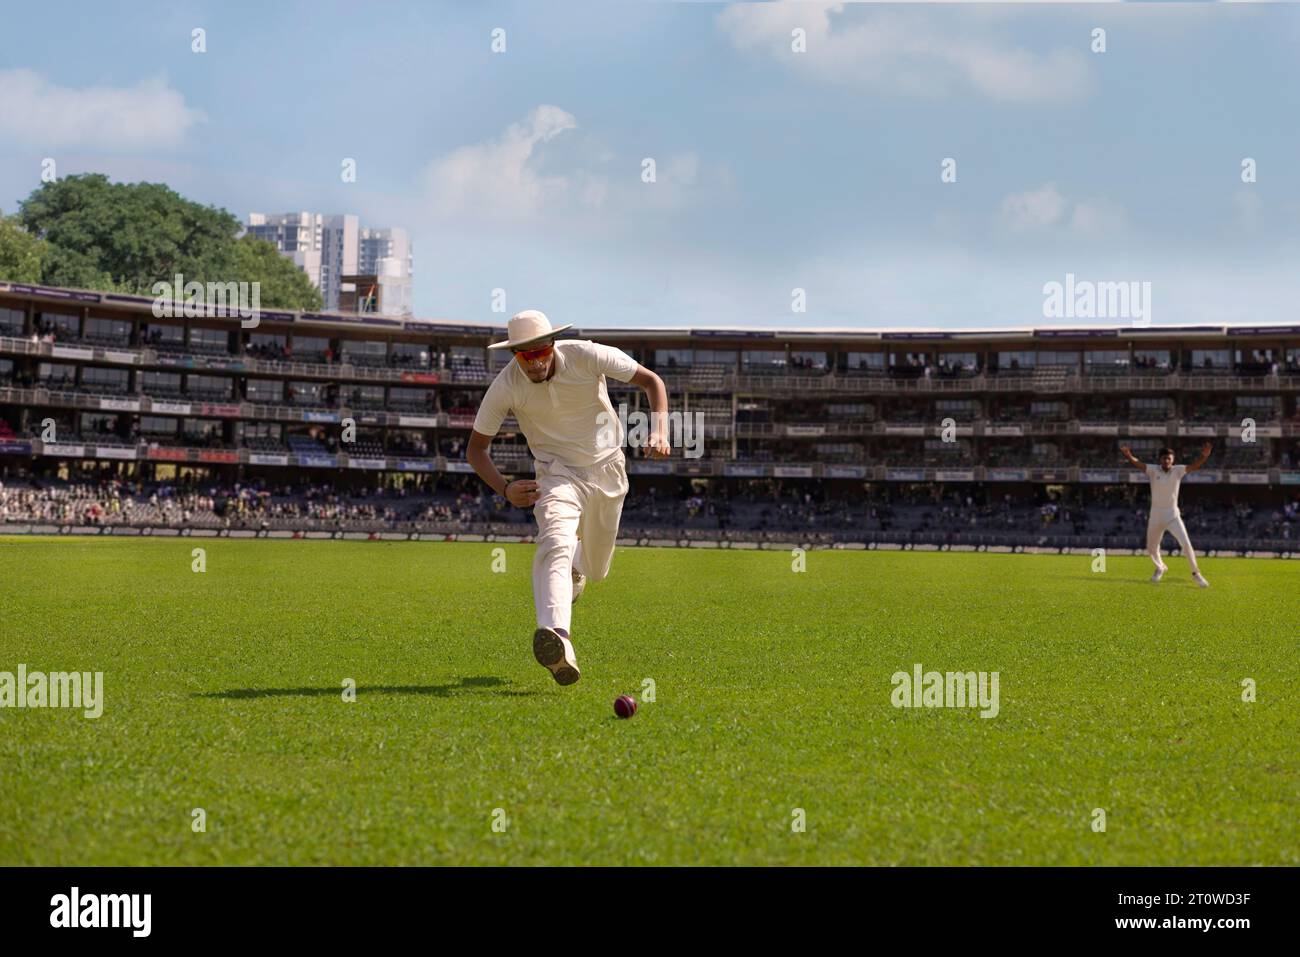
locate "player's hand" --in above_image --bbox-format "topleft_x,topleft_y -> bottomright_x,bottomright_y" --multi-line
1119,445 -> 1132,457
646,433 -> 671,459
505,479 -> 540,508
1201,442 -> 1212,457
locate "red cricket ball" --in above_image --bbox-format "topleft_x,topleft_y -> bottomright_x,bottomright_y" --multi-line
614,694 -> 637,718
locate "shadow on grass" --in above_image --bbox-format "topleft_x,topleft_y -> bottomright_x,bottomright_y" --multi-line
193,674 -> 541,700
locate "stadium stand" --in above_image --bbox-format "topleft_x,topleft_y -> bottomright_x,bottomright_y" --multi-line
3,281 -> 1300,551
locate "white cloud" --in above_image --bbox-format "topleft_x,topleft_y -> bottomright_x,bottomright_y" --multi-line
420,105 -> 578,221
0,69 -> 204,150
999,183 -> 1068,230
1069,198 -> 1127,236
418,108 -> 732,228
716,2 -> 1094,103
998,183 -> 1126,237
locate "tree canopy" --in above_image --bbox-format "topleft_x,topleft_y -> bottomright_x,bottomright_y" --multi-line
6,174 -> 323,311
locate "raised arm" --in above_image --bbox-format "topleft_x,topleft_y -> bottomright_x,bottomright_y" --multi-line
1119,445 -> 1146,471
1185,442 -> 1213,473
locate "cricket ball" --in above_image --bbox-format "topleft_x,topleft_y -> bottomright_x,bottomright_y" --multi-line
614,694 -> 637,719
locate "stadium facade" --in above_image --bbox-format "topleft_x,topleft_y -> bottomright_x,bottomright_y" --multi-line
2,280 -> 1299,551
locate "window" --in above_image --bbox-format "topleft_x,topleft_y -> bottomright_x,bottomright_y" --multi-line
294,335 -> 329,356
143,324 -> 184,346
0,307 -> 25,335
743,350 -> 787,372
790,350 -> 828,372
1192,349 -> 1229,370
692,349 -> 737,367
190,328 -> 230,353
344,385 -> 385,408
391,342 -> 428,367
80,367 -> 129,392
842,352 -> 885,372
85,316 -> 131,342
655,349 -> 692,369
936,352 -> 978,374
140,417 -> 178,435
1084,350 -> 1128,370
827,402 -> 870,418
241,422 -> 282,441
38,362 -> 77,385
143,372 -> 182,395
1133,349 -> 1170,372
937,399 -> 979,418
186,375 -> 232,399
1037,351 -> 1079,369
1236,395 -> 1279,420
287,381 -> 324,404
389,387 -> 435,410
889,351 -> 928,369
183,418 -> 222,441
1129,397 -> 1173,421
998,351 -> 1035,370
1030,401 -> 1068,418
246,379 -> 284,402
38,312 -> 79,338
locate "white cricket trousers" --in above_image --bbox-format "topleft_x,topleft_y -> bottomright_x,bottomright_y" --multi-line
531,451 -> 629,633
1147,507 -> 1199,571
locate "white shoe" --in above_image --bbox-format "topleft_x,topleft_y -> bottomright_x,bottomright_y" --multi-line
1150,566 -> 1167,583
571,568 -> 586,604
1193,572 -> 1210,588
533,628 -> 580,685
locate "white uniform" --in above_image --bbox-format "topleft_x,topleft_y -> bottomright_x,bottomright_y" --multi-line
1144,463 -> 1196,568
473,340 -> 637,633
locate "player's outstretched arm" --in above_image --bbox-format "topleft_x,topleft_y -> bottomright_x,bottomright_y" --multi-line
467,429 -> 538,507
1119,445 -> 1146,471
629,365 -> 671,458
1185,442 -> 1213,473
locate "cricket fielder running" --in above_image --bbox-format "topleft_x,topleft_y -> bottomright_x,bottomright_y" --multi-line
467,310 -> 670,685
1120,443 -> 1212,587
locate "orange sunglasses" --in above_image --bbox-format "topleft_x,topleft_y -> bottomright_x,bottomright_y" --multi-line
513,343 -> 554,363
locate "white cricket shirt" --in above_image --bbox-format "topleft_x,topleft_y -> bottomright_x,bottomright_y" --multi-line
473,339 -> 638,468
1145,463 -> 1187,511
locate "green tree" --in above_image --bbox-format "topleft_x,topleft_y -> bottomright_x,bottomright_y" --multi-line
0,211 -> 50,283
19,173 -> 241,294
15,174 -> 327,310
232,235 -> 324,311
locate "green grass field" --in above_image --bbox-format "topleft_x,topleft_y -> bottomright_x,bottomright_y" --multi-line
1,536 -> 1296,866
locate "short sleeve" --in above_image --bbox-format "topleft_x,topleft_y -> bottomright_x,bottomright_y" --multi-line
1174,464 -> 1188,478
587,342 -> 638,383
472,377 -> 512,437
1145,464 -> 1157,480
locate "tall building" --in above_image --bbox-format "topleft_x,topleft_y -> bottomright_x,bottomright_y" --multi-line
356,228 -> 413,317
244,213 -> 412,315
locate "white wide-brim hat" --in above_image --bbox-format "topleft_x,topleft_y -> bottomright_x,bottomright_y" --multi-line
487,309 -> 573,350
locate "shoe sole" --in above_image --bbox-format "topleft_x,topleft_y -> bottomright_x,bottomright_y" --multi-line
533,628 -> 581,685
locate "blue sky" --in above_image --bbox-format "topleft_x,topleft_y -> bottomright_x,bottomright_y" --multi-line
1,1 -> 1298,330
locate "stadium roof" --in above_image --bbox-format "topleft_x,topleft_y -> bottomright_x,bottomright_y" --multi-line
2,280 -> 1298,342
